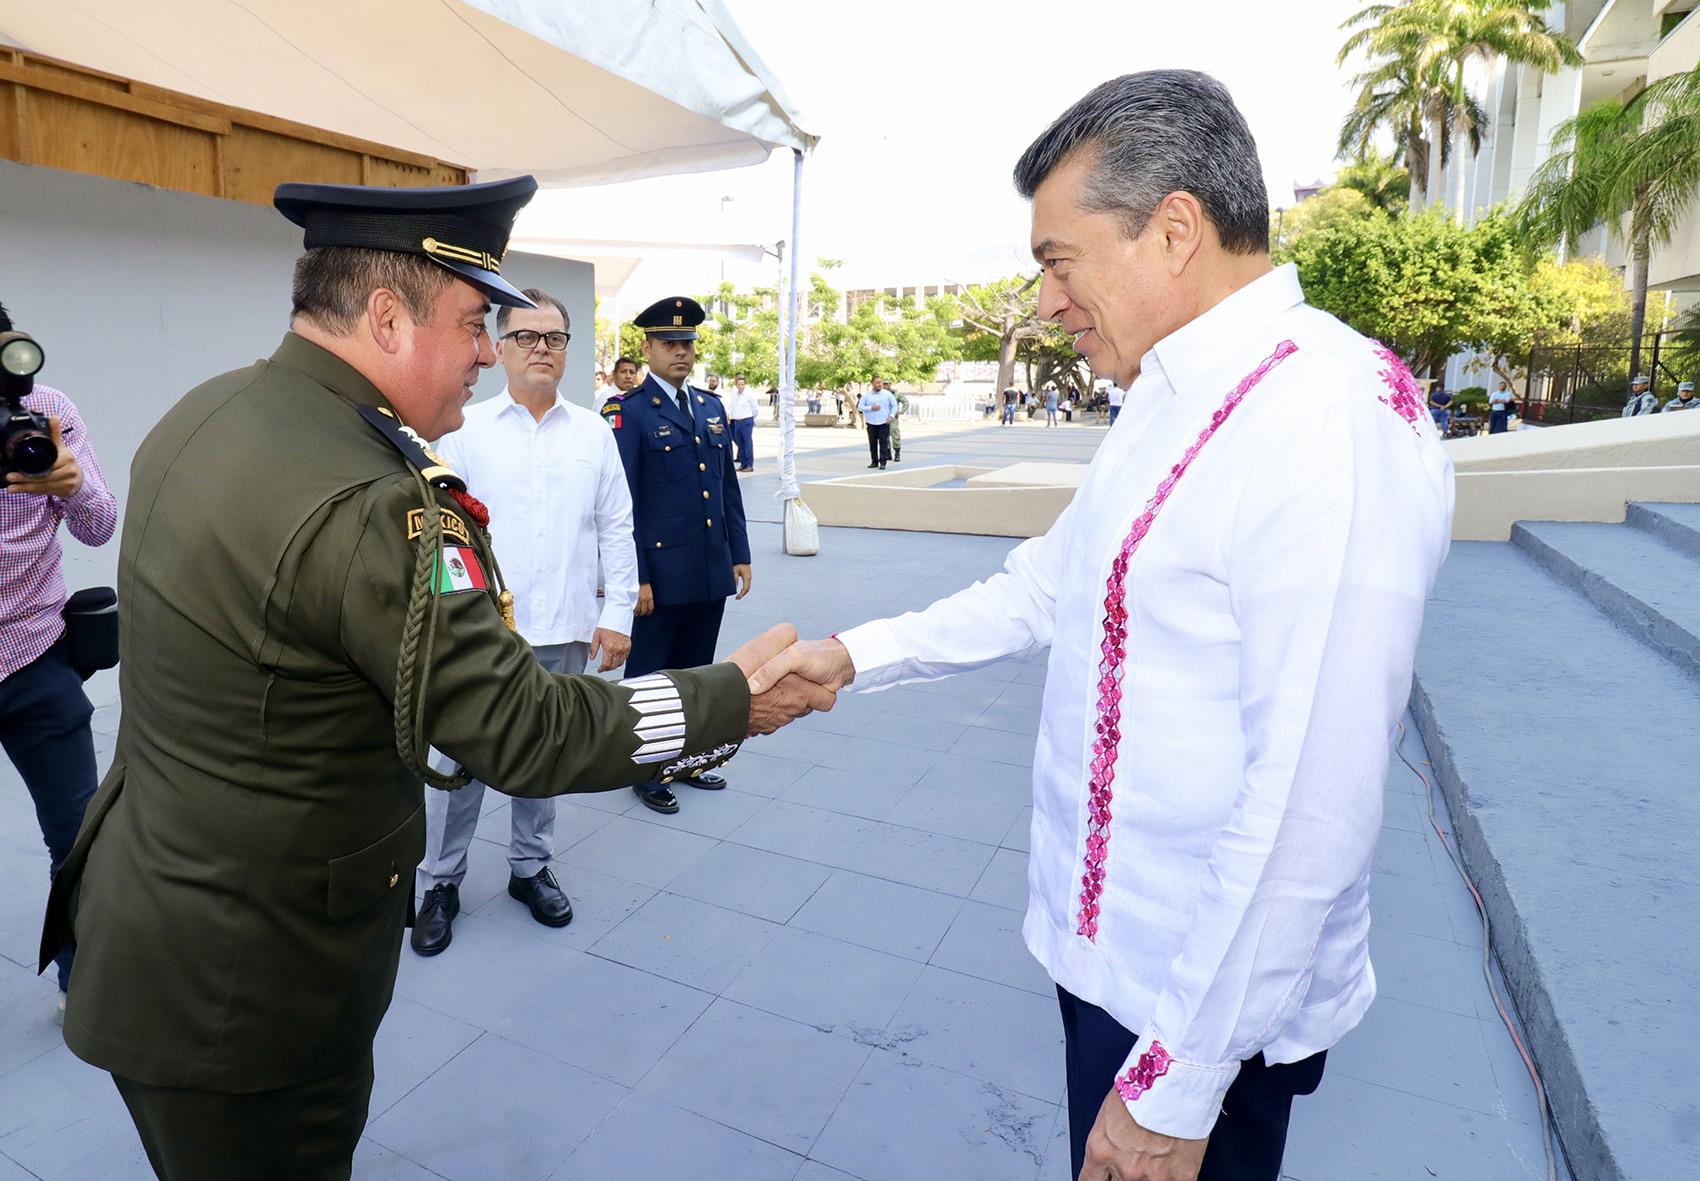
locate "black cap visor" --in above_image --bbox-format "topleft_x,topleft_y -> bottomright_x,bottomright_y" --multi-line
426,257 -> 536,309
643,328 -> 698,342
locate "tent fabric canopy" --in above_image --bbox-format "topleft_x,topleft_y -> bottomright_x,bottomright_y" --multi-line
0,0 -> 814,187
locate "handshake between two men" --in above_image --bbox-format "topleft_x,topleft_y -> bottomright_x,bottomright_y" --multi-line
726,625 -> 860,736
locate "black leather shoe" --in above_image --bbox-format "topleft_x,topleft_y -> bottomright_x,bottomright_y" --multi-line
508,867 -> 573,928
411,882 -> 459,956
893,450 -> 901,462
866,462 -> 879,469
633,783 -> 680,813
680,771 -> 726,790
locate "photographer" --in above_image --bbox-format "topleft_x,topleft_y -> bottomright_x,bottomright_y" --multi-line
0,300 -> 117,1018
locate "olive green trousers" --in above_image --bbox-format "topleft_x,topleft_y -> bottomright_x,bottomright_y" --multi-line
113,1048 -> 374,1180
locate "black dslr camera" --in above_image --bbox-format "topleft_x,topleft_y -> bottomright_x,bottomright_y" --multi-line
0,330 -> 55,478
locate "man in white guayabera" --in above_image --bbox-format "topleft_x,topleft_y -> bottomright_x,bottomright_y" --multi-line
748,70 -> 1454,1181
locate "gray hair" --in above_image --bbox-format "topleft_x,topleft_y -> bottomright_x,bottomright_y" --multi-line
290,247 -> 454,335
1013,70 -> 1269,256
496,288 -> 570,336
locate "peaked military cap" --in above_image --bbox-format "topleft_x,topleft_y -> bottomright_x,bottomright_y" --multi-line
273,176 -> 539,308
634,296 -> 705,341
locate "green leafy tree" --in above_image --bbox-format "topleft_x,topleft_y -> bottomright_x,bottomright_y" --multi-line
1335,149 -> 1411,212
1279,206 -> 1547,376
953,275 -> 1043,393
1516,62 -> 1700,383
806,293 -> 956,392
695,282 -> 781,387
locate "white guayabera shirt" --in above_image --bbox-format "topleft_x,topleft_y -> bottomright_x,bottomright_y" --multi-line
436,388 -> 638,646
838,265 -> 1454,1139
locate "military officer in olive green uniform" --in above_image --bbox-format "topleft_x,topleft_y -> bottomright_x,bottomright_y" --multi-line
38,177 -> 830,1181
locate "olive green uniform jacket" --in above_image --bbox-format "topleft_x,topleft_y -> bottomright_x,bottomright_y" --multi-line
41,334 -> 747,1092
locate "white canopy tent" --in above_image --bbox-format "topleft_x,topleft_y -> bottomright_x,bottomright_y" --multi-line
0,0 -> 818,507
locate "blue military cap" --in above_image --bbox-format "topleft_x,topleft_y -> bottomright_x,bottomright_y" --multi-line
634,296 -> 705,341
273,176 -> 538,308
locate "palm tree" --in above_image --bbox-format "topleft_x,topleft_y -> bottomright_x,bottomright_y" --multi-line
1337,60 -> 1433,208
1335,149 -> 1412,212
1339,4 -> 1445,208
1518,63 -> 1700,385
1341,1 -> 1580,221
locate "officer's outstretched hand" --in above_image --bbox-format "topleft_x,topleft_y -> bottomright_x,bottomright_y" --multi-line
747,637 -> 856,696
730,624 -> 837,736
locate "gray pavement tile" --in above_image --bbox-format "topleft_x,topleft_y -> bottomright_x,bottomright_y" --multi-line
949,726 -> 1037,768
1284,1072 -> 1549,1180
885,782 -> 1028,847
790,870 -> 963,962
794,1162 -> 863,1181
811,1049 -> 1054,1181
393,911 -> 577,1022
718,749 -> 814,798
881,966 -> 1066,1105
0,960 -> 65,1077
1365,870 -> 1456,944
1370,824 -> 1439,883
914,754 -> 1034,804
436,834 -> 527,912
470,863 -> 658,951
621,785 -> 774,840
744,725 -> 845,767
813,734 -> 940,787
1037,1102 -> 1071,1180
0,849 -> 50,973
897,670 -> 1016,706
729,801 -> 997,896
539,798 -> 617,847
858,686 -> 991,727
349,1140 -> 445,1180
54,1141 -> 157,1181
0,1154 -> 33,1181
1327,996 -> 1504,1118
590,891 -> 780,994
0,1045 -> 140,1179
551,1094 -> 805,1180
560,814 -> 718,888
854,712 -> 973,753
991,681 -> 1047,712
366,1033 -> 624,1181
1367,928 -> 1483,1019
559,783 -> 643,814
1002,806 -> 1034,853
930,901 -> 1051,998
368,996 -> 483,1120
636,998 -> 871,1156
779,765 -> 912,821
724,926 -> 925,1042
666,842 -> 832,924
792,692 -> 884,736
970,847 -> 1031,912
972,701 -> 1042,736
1014,663 -> 1050,686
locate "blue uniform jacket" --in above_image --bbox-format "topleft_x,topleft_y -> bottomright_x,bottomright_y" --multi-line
604,375 -> 750,607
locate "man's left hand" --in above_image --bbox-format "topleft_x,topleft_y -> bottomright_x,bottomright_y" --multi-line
733,564 -> 753,600
1079,1090 -> 1208,1181
4,417 -> 82,499
588,628 -> 630,673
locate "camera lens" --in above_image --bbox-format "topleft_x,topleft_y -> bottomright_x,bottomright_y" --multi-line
0,338 -> 43,378
7,432 -> 56,477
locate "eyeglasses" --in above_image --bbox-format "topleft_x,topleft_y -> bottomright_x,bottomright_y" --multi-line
501,330 -> 570,351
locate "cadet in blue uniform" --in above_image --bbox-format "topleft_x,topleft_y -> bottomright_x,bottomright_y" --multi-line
602,297 -> 752,813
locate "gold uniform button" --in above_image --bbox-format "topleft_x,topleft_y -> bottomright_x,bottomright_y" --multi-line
702,490 -> 710,500
664,444 -> 672,452
654,541 -> 663,549
387,872 -> 399,888
695,436 -> 702,444
698,463 -> 706,472
706,518 -> 713,527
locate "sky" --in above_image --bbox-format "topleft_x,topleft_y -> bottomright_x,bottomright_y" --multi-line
518,0 -> 1368,309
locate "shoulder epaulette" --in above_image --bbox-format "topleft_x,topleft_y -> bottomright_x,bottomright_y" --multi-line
358,404 -> 466,492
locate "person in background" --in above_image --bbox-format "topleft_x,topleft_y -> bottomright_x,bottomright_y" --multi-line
859,378 -> 898,469
595,355 -> 641,412
887,378 -> 911,462
1622,374 -> 1658,417
1001,385 -> 1019,426
0,298 -> 118,1022
1663,380 -> 1697,411
1044,385 -> 1060,427
1428,386 -> 1452,434
1488,380 -> 1515,434
412,287 -> 639,958
722,372 -> 759,472
1106,381 -> 1126,425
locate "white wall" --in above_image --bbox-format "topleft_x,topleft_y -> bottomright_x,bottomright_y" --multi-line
0,159 -> 591,702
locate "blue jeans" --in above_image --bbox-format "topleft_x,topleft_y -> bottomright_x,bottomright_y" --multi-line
731,418 -> 755,468
0,636 -> 98,992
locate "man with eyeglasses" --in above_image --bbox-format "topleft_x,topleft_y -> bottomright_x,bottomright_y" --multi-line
411,287 -> 640,956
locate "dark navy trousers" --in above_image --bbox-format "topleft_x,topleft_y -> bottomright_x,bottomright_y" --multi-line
1057,985 -> 1325,1181
0,636 -> 98,991
626,599 -> 727,679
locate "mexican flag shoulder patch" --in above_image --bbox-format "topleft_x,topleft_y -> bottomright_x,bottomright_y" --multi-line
435,545 -> 488,594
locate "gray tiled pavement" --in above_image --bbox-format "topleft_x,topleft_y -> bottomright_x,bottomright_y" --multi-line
0,418 -> 1563,1178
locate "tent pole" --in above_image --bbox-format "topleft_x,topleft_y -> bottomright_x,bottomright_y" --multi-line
778,147 -> 806,511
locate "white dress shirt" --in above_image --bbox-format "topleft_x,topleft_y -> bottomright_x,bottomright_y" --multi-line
436,389 -> 638,646
839,265 -> 1454,1139
722,386 -> 759,421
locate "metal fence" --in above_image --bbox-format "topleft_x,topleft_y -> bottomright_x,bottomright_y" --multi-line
1522,332 -> 1700,424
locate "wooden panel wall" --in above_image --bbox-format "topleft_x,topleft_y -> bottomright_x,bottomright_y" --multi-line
0,49 -> 468,203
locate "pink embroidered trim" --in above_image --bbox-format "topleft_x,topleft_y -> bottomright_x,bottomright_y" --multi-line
1075,340 -> 1299,941
1373,346 -> 1426,436
1116,1041 -> 1174,1102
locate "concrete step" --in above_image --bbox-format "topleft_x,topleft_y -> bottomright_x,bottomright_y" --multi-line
1412,540 -> 1700,1181
1626,501 -> 1700,562
1511,519 -> 1700,682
